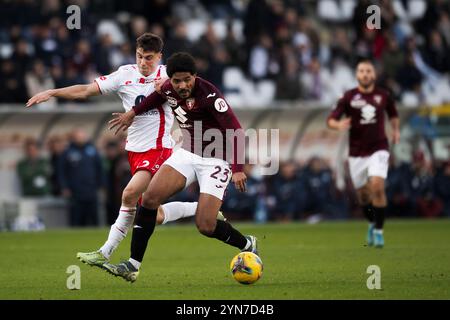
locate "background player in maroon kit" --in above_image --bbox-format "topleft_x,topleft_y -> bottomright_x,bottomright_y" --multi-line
327,60 -> 400,248
105,52 -> 257,282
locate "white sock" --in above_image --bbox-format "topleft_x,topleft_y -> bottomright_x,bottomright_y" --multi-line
129,258 -> 141,270
160,202 -> 198,224
100,206 -> 136,259
374,229 -> 383,234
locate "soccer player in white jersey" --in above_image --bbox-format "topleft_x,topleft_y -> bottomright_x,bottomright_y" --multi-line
26,33 -> 222,268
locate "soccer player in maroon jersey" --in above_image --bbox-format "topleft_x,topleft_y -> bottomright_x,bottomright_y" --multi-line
327,59 -> 400,248
104,52 -> 257,282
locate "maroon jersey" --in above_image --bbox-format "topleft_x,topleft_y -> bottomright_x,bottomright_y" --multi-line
328,87 -> 398,157
133,77 -> 244,173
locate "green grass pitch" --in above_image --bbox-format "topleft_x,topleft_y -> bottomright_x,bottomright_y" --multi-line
1,219 -> 449,300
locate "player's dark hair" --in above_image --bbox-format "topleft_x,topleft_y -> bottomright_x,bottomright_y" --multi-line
356,58 -> 375,68
166,52 -> 197,77
136,33 -> 163,53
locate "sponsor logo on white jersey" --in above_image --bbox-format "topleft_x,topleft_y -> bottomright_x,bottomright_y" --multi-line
137,77 -> 155,84
138,110 -> 159,117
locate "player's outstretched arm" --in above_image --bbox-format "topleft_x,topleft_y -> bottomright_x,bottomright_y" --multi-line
26,83 -> 100,107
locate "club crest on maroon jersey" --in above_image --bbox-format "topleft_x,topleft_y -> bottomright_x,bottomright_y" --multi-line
374,95 -> 382,105
186,98 -> 195,110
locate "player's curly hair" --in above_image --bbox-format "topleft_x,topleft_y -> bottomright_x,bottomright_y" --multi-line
166,52 -> 197,77
136,33 -> 163,53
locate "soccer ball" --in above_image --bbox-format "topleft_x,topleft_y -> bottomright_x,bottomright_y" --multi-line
230,252 -> 263,285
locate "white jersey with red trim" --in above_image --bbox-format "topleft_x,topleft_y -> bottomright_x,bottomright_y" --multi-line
95,64 -> 174,152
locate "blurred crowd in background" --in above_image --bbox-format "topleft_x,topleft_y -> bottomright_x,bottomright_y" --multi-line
1,0 -> 450,107
15,130 -> 450,227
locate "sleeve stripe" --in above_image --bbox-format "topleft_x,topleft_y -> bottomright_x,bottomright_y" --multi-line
94,80 -> 102,95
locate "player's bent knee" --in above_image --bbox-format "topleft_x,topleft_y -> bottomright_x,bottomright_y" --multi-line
370,182 -> 385,197
196,219 -> 216,236
122,186 -> 140,205
372,188 -> 386,201
140,195 -> 161,210
360,194 -> 371,205
357,189 -> 371,205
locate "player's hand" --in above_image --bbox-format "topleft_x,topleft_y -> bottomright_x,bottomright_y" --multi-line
154,77 -> 168,94
391,129 -> 400,144
109,110 -> 135,135
232,172 -> 247,192
26,89 -> 53,107
338,117 -> 351,131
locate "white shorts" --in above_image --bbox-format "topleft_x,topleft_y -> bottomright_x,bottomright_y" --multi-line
348,150 -> 390,189
163,148 -> 232,200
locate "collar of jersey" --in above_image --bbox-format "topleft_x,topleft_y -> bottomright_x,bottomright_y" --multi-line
135,64 -> 161,78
